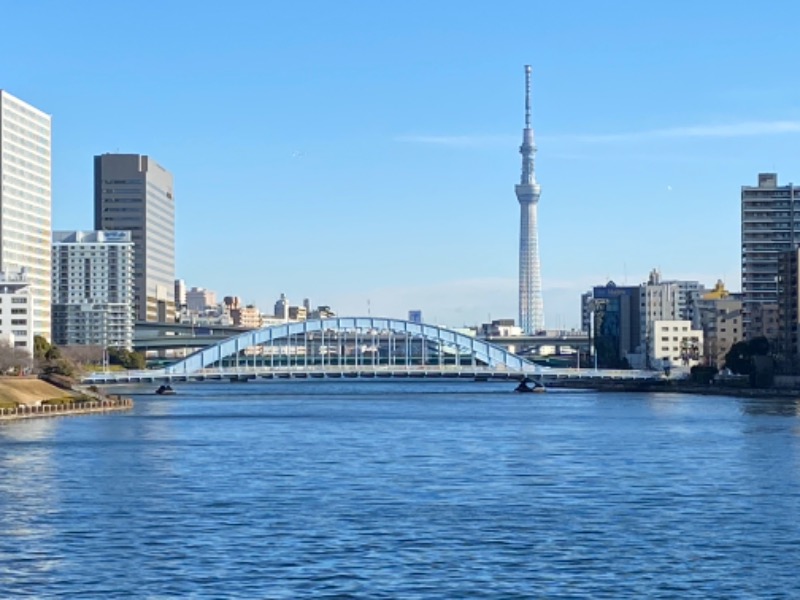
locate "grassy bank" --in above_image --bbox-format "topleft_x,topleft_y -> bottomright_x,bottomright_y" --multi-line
0,377 -> 80,408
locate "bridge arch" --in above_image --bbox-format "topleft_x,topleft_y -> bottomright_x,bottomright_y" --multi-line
165,317 -> 537,375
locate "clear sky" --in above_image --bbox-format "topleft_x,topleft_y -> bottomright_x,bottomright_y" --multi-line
3,0 -> 800,329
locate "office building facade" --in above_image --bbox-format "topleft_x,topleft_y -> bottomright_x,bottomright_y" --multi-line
0,91 -> 52,340
51,230 -> 134,350
94,154 -> 175,322
591,282 -> 641,368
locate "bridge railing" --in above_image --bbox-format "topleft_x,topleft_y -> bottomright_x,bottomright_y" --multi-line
81,363 -> 669,384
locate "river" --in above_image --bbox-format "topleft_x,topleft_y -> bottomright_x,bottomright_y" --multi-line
1,381 -> 799,598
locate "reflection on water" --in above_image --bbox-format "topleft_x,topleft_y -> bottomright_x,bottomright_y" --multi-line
740,397 -> 800,417
0,382 -> 799,597
0,418 -> 61,583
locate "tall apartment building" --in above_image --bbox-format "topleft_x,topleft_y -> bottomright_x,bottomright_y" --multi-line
51,231 -> 134,350
0,91 -> 52,340
0,270 -> 34,354
741,173 -> 800,340
94,154 -> 175,323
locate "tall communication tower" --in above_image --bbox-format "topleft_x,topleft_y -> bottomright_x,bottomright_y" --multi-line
515,65 -> 544,334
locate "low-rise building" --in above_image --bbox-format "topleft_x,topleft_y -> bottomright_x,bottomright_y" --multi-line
308,305 -> 336,320
693,281 -> 743,369
0,269 -> 34,354
186,287 -> 217,313
648,320 -> 703,369
288,305 -> 307,321
480,319 -> 522,337
231,304 -> 262,328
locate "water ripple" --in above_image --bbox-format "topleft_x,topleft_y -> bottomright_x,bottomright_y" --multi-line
1,382 -> 799,597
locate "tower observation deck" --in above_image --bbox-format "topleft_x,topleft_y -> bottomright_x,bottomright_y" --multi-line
515,65 -> 544,334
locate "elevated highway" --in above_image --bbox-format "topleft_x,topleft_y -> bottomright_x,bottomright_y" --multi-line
133,321 -> 590,355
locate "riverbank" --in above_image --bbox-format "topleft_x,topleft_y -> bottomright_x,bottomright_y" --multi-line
0,376 -> 134,421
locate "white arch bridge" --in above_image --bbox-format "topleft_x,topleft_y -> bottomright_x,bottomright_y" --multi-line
84,317 -> 662,385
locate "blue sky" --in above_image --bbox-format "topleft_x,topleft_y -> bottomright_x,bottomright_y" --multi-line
3,0 -> 800,329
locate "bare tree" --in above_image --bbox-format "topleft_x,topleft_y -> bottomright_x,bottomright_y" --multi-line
59,345 -> 104,366
0,341 -> 32,374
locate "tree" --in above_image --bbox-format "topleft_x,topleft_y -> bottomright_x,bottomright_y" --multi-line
724,340 -> 752,375
60,345 -> 103,366
107,348 -> 146,370
723,337 -> 775,387
42,357 -> 78,378
748,336 -> 771,357
33,335 -> 51,361
127,351 -> 146,370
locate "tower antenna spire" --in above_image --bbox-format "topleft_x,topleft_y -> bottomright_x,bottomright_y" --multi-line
525,65 -> 531,128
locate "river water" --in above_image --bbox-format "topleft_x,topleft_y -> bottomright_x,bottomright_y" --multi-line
1,381 -> 800,598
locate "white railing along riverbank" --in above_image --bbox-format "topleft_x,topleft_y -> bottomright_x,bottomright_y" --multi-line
0,397 -> 134,421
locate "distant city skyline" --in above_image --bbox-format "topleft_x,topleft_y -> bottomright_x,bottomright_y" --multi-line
4,1 -> 799,328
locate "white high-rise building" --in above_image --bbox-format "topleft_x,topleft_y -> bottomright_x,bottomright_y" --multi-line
0,91 -> 52,340
51,230 -> 134,350
515,66 -> 544,334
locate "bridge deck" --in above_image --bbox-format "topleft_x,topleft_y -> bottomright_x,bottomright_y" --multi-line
83,366 -> 662,385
